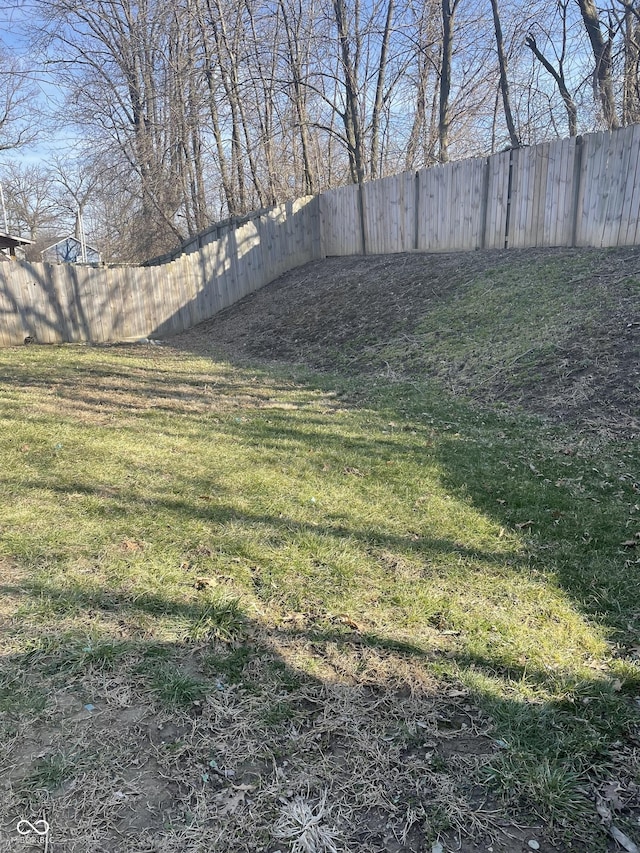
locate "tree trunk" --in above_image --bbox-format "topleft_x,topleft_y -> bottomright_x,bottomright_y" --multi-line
370,0 -> 394,179
489,0 -> 519,148
577,0 -> 619,129
438,0 -> 455,163
333,0 -> 366,184
525,34 -> 577,137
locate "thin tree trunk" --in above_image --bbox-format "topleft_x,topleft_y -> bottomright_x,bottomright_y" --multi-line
279,0 -> 316,195
333,0 -> 366,184
370,0 -> 394,179
489,0 -> 519,148
525,34 -> 577,136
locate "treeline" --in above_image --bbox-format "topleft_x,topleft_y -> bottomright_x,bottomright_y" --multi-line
2,0 -> 640,260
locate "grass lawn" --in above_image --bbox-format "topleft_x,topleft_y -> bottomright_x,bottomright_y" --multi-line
0,267 -> 639,850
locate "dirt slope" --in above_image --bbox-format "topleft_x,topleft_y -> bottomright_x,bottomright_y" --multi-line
173,246 -> 639,435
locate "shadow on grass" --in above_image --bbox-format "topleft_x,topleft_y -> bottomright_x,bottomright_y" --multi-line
2,572 -> 638,851
1,343 -> 640,849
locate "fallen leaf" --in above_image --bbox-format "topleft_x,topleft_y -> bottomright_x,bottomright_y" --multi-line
122,539 -> 143,552
196,546 -> 213,556
213,784 -> 254,816
335,614 -> 361,631
602,781 -> 625,811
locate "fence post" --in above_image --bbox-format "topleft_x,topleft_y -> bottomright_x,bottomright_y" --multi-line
479,157 -> 490,250
570,135 -> 584,248
504,148 -> 516,249
316,193 -> 326,259
414,170 -> 420,250
357,181 -> 367,255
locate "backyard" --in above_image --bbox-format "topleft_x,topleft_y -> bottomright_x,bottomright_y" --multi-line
0,247 -> 639,852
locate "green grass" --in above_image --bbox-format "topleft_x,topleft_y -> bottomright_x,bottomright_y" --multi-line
0,338 -> 638,846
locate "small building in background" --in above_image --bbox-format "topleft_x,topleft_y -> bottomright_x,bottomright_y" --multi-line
41,235 -> 102,265
0,231 -> 33,260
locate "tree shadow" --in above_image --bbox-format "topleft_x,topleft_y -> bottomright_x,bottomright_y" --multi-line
2,567 -> 634,853
2,339 -> 639,850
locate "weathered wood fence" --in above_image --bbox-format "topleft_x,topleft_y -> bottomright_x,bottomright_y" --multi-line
2,125 -> 640,346
0,197 -> 321,346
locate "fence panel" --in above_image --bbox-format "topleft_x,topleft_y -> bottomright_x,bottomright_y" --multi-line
418,158 -> 486,251
363,172 -> 416,254
576,131 -> 610,246
320,184 -> 362,256
619,123 -> 640,246
508,138 -> 576,248
483,151 -> 511,250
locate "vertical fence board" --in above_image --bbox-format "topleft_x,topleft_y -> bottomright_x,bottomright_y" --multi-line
0,266 -> 12,346
543,141 -> 559,247
622,125 -> 640,245
561,135 -> 577,244
136,264 -> 153,338
173,258 -> 191,333
509,146 -> 527,248
0,264 -> 27,345
556,136 -> 575,246
601,125 -> 632,247
204,242 -> 219,318
151,263 -> 168,333
577,131 -> 607,246
485,151 -> 510,249
417,166 -> 438,250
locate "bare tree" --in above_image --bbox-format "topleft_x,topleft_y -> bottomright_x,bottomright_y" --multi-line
0,47 -> 39,153
370,0 -> 395,179
612,0 -> 640,124
404,2 -> 440,169
279,0 -> 318,195
1,162 -> 59,239
577,0 -> 619,128
525,1 -> 578,138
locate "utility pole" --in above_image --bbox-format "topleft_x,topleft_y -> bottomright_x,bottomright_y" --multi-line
76,205 -> 87,263
0,183 -> 9,233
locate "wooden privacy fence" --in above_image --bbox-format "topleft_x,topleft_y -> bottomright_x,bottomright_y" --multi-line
322,125 -> 640,255
0,196 -> 321,346
2,125 -> 640,346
